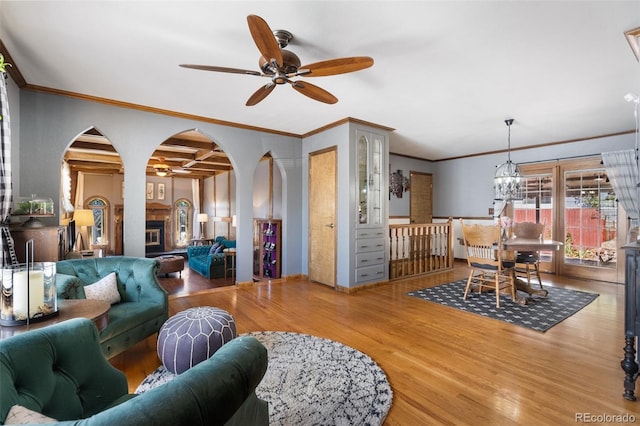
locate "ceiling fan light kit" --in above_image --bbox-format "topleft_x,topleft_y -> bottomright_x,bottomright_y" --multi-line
153,159 -> 171,177
179,14 -> 373,106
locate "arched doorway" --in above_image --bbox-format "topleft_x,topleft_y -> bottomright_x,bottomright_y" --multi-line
145,130 -> 234,254
62,128 -> 124,255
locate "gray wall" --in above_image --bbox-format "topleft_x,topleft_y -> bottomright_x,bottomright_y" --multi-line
433,133 -> 635,218
11,83 -> 636,284
17,90 -> 302,284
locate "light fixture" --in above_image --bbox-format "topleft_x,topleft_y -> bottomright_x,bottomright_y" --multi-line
493,118 -> 522,201
625,27 -> 640,62
197,213 -> 208,239
625,92 -> 639,104
73,209 -> 95,251
153,158 -> 170,177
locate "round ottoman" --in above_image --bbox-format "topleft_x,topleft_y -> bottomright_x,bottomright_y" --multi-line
157,306 -> 237,374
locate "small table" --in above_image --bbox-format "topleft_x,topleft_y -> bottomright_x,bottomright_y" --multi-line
0,299 -> 110,340
224,248 -> 236,279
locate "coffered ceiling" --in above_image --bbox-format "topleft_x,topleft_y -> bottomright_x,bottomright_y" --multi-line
2,1 -> 640,165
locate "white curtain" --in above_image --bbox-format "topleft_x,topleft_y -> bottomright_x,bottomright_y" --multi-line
61,161 -> 74,213
74,171 -> 85,209
192,178 -> 200,239
602,149 -> 638,220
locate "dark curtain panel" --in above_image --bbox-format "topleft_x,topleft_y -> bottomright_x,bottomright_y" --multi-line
0,74 -> 17,266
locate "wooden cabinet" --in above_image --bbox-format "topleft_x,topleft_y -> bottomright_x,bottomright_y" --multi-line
10,226 -> 68,263
354,128 -> 388,285
623,243 -> 640,400
253,219 -> 281,279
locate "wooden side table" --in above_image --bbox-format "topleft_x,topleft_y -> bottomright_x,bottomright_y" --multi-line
0,299 -> 110,340
224,248 -> 236,279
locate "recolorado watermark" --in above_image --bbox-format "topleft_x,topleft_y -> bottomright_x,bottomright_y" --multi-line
575,413 -> 636,423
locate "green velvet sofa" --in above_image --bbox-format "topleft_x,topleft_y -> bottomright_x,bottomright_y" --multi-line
187,236 -> 236,279
0,318 -> 269,425
55,256 -> 169,359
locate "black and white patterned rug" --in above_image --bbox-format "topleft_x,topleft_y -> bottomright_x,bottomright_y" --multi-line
407,280 -> 599,332
136,331 -> 392,425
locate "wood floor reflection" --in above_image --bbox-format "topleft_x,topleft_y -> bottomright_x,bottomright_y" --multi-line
110,261 -> 640,425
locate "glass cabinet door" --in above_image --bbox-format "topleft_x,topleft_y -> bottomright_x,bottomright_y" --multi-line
369,133 -> 383,225
358,135 -> 369,224
357,132 -> 383,225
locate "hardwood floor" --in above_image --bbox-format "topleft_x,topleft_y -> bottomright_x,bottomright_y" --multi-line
110,262 -> 640,425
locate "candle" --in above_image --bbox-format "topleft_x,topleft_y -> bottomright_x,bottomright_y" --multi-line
12,269 -> 45,319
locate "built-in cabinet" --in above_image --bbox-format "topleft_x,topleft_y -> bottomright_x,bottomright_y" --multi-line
253,218 -> 282,279
354,128 -> 389,285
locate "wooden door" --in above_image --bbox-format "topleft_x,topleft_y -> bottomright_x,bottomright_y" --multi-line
308,147 -> 337,287
410,172 -> 432,224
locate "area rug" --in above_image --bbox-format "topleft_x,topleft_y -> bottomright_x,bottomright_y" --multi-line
135,331 -> 393,425
407,279 -> 599,332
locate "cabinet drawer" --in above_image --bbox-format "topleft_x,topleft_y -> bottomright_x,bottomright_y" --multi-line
355,264 -> 386,284
356,229 -> 386,239
356,251 -> 386,268
355,238 -> 385,253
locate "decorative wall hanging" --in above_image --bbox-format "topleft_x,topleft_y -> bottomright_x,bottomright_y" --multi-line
390,170 -> 410,198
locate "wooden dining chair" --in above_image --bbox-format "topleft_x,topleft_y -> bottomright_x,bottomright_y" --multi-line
512,222 -> 545,289
460,219 -> 516,308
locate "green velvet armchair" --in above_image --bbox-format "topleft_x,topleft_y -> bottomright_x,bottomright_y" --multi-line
0,318 -> 269,425
55,256 -> 168,359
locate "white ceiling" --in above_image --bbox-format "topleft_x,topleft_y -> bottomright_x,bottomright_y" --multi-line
1,1 -> 639,160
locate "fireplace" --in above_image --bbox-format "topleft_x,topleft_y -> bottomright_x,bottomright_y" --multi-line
146,220 -> 165,253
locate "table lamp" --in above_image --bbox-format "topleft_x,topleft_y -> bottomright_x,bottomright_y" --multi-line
74,209 -> 95,251
197,213 -> 208,239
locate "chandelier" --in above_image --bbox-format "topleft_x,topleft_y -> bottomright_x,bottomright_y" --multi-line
493,118 -> 522,201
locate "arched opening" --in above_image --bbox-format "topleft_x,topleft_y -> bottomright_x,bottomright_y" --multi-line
145,130 -> 234,256
62,128 -> 124,256
252,152 -> 283,279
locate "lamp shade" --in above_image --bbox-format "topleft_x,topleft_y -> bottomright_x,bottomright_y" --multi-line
197,213 -> 208,223
74,209 -> 95,227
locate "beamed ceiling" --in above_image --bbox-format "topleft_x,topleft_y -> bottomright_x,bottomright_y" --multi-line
64,129 -> 243,180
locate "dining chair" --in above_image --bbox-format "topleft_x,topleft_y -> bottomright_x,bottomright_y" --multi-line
512,222 -> 545,289
460,219 -> 516,308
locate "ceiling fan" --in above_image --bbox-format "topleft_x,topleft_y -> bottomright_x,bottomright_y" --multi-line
179,15 -> 374,106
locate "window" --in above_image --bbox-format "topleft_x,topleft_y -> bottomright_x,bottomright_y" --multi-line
175,199 -> 192,248
87,197 -> 109,245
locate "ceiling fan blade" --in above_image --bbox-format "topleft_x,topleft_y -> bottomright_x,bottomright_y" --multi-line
247,15 -> 282,65
291,81 -> 338,104
179,64 -> 262,76
246,83 -> 276,106
300,56 -> 374,77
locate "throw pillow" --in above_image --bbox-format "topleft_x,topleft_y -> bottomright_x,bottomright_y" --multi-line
4,405 -> 56,424
84,272 -> 121,304
208,243 -> 221,255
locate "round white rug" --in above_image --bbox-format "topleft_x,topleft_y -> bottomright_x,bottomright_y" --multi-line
136,331 -> 393,425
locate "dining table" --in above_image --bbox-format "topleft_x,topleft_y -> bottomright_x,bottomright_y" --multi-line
503,237 -> 564,303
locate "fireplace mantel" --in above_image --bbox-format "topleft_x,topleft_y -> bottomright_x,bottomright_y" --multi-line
146,203 -> 172,253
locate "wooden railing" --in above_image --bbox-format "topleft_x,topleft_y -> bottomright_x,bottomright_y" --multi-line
389,218 -> 454,280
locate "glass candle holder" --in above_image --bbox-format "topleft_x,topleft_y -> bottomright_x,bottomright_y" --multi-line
0,262 -> 58,326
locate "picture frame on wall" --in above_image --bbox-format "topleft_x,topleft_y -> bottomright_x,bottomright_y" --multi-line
157,183 -> 165,200
146,182 -> 154,200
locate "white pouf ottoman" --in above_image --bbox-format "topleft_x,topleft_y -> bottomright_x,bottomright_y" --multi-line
157,306 -> 237,374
